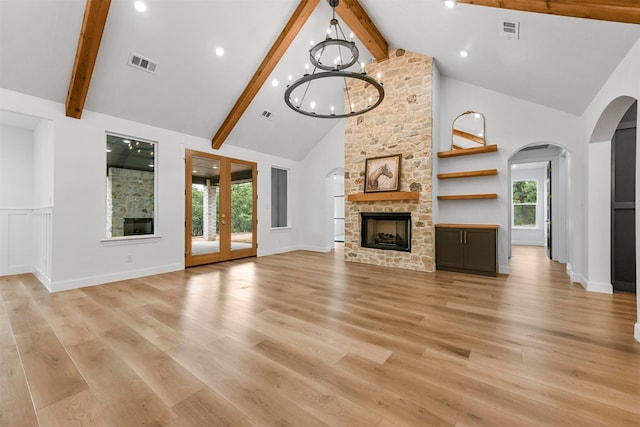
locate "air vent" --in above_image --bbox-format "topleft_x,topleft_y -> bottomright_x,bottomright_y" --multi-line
128,53 -> 158,73
261,110 -> 273,120
500,19 -> 520,40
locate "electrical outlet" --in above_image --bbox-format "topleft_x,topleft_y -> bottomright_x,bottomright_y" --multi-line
126,255 -> 133,262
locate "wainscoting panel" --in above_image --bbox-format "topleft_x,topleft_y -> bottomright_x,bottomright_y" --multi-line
0,208 -> 31,275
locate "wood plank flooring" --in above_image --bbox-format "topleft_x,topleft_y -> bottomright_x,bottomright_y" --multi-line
1,245 -> 639,426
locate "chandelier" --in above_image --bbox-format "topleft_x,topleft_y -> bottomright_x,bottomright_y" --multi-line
284,0 -> 384,118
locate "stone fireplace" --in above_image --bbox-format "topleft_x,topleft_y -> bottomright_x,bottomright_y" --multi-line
344,49 -> 434,272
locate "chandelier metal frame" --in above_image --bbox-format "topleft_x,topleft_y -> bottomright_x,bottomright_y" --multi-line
284,0 -> 384,119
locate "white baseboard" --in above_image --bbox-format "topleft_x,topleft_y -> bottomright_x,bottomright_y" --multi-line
50,263 -> 183,293
635,322 -> 640,343
511,240 -> 545,247
499,264 -> 510,275
32,269 -> 52,292
258,246 -> 300,257
298,245 -> 333,253
4,265 -> 31,275
258,245 -> 334,257
566,263 -> 582,285
585,280 -> 613,294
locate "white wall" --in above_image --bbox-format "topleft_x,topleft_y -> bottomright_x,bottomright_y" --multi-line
438,77 -> 582,274
0,124 -> 34,275
510,165 -> 546,246
0,124 -> 34,207
587,141 -> 612,293
300,120 -> 345,252
0,88 -> 306,291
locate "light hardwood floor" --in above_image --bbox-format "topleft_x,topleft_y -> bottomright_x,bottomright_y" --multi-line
1,245 -> 639,426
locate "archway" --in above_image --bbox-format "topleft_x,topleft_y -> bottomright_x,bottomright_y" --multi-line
325,167 -> 345,251
587,96 -> 638,294
507,143 -> 570,266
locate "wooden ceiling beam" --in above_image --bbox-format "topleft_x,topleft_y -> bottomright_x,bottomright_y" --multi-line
458,0 -> 640,25
212,0 -> 320,149
65,0 -> 111,119
334,0 -> 389,61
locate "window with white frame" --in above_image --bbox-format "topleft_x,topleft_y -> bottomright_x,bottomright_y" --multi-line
105,133 -> 157,238
512,180 -> 537,228
271,167 -> 288,228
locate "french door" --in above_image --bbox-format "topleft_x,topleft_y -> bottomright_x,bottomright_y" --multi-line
185,150 -> 257,267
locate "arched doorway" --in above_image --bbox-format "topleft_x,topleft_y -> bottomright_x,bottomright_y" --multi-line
610,101 -> 637,293
587,96 -> 638,294
507,143 -> 569,264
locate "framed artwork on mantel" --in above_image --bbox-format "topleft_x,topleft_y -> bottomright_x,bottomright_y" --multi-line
364,154 -> 401,193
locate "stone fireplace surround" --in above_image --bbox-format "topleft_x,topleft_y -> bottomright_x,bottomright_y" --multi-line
344,49 -> 434,272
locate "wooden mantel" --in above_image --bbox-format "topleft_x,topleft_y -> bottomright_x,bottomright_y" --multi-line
347,191 -> 419,202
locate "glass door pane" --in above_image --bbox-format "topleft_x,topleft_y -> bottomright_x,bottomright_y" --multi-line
191,156 -> 221,256
229,162 -> 254,252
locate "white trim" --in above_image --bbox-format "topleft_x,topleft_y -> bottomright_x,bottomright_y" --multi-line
270,227 -> 292,232
499,264 -> 510,275
585,280 -> 613,294
49,262 -> 182,293
258,245 -> 300,257
511,240 -> 545,246
33,270 -> 51,291
635,322 -> 640,343
101,235 -> 162,246
298,244 -> 333,253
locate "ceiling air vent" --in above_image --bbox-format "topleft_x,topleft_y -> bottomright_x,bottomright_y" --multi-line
261,110 -> 273,120
128,53 -> 158,73
500,19 -> 520,40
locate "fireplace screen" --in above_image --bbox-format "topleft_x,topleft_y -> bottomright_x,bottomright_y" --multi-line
361,212 -> 411,252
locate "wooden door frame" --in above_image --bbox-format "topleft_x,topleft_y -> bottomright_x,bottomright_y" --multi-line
185,150 -> 257,267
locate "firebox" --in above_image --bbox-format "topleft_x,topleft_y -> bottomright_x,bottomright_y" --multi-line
123,218 -> 153,236
361,212 -> 411,252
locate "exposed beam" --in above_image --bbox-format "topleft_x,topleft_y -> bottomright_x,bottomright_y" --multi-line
458,0 -> 640,25
334,0 -> 389,61
65,0 -> 111,119
211,0 -> 320,150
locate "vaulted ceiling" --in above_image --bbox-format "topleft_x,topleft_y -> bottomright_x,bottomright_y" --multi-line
1,0 -> 638,160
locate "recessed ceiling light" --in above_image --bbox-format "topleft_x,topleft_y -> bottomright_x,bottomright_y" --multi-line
215,47 -> 224,57
271,79 -> 279,87
459,50 -> 469,57
134,1 -> 147,13
444,0 -> 457,8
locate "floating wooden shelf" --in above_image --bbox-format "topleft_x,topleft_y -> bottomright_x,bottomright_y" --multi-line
437,144 -> 498,158
438,193 -> 497,200
347,191 -> 419,202
437,169 -> 498,179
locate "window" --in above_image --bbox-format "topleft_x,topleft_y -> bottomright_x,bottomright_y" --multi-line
105,133 -> 156,238
271,167 -> 288,228
512,180 -> 537,227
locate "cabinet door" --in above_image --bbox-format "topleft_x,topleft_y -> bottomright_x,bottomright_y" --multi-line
463,229 -> 496,273
436,228 -> 464,268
